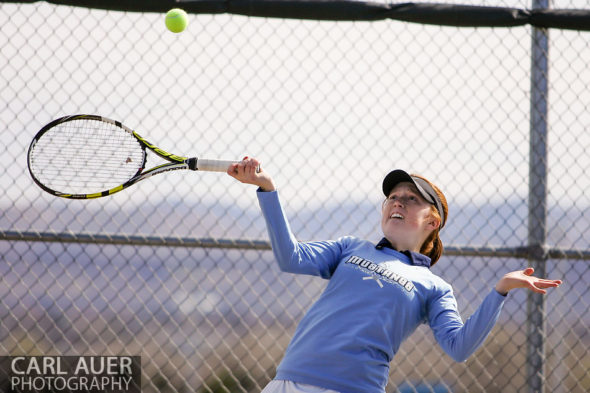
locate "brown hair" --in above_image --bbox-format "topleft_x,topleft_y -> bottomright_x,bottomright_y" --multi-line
412,174 -> 448,266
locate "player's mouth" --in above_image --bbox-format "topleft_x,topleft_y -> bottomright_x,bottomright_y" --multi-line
390,213 -> 404,220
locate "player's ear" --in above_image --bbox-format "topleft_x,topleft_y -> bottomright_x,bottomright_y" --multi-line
427,214 -> 441,231
431,218 -> 441,230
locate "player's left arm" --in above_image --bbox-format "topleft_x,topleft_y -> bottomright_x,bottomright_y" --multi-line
428,286 -> 505,362
429,268 -> 561,362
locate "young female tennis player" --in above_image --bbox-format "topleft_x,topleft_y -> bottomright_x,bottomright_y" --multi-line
228,157 -> 562,393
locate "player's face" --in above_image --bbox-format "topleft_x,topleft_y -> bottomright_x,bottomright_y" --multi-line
381,182 -> 438,252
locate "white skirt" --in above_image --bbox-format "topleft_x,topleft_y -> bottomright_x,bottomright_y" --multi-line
261,380 -> 341,393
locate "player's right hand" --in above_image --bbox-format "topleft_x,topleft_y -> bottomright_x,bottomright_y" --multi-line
228,156 -> 276,192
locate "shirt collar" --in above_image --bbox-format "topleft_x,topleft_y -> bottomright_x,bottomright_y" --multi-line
375,237 -> 432,268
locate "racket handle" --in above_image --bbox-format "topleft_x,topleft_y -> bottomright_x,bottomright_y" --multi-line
186,157 -> 261,173
188,158 -> 237,172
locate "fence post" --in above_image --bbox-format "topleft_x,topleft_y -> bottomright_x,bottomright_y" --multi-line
527,1 -> 549,392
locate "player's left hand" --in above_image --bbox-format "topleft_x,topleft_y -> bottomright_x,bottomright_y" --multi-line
495,267 -> 562,295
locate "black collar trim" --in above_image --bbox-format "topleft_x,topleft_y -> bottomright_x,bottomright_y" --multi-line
375,238 -> 432,268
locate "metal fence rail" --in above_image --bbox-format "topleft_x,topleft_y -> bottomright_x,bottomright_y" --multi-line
1,1 -> 589,392
2,230 -> 590,259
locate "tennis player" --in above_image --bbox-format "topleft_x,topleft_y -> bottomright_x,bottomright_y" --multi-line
228,157 -> 562,393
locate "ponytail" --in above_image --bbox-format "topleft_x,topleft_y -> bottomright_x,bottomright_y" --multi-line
421,228 -> 444,266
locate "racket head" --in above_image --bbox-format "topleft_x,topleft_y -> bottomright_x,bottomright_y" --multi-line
27,115 -> 147,199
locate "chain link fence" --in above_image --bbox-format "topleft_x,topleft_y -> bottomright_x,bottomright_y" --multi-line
1,0 -> 589,392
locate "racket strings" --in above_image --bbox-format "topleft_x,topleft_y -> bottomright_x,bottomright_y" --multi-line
29,118 -> 145,194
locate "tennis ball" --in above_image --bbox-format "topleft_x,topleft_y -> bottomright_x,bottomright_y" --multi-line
165,8 -> 188,33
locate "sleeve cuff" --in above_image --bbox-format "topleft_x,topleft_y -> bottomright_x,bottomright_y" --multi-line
257,186 -> 277,193
493,288 -> 508,299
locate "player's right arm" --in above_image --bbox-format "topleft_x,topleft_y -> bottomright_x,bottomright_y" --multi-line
228,157 -> 341,278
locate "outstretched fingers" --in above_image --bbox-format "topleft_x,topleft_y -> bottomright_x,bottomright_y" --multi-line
529,276 -> 562,294
534,278 -> 562,288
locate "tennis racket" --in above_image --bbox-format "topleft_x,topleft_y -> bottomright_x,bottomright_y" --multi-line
27,114 -> 245,199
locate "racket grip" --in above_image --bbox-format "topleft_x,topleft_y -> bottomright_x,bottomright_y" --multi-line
190,158 -> 237,172
186,157 -> 261,173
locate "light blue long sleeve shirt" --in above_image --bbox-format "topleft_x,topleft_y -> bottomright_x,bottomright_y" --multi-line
258,190 -> 505,393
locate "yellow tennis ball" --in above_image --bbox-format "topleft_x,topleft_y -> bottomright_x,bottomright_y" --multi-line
165,8 -> 188,33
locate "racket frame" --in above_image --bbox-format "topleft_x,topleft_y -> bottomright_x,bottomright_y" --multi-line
27,114 -> 233,199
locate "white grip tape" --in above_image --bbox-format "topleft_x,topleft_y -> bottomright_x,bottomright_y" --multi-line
195,158 -> 238,172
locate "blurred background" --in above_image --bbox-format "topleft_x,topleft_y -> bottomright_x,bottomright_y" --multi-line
1,0 -> 589,392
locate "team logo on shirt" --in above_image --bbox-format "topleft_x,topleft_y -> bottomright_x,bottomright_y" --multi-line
345,256 -> 415,292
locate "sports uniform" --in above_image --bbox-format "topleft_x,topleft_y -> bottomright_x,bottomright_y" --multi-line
257,189 -> 506,393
